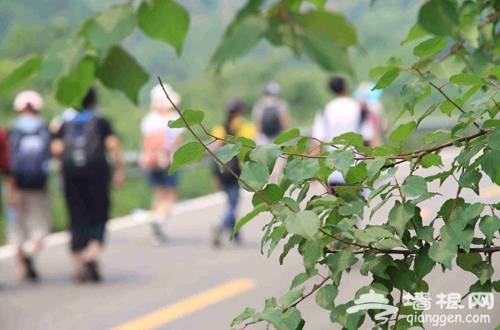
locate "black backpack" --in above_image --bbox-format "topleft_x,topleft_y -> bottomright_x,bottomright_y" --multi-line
213,156 -> 241,186
62,115 -> 107,177
261,106 -> 282,137
10,124 -> 51,189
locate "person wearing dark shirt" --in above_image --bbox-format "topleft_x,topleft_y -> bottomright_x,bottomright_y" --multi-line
52,88 -> 125,283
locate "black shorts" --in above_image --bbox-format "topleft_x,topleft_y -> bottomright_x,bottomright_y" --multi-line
64,174 -> 110,252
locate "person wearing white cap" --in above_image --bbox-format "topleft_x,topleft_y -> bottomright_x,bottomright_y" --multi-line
139,83 -> 185,244
8,90 -> 52,281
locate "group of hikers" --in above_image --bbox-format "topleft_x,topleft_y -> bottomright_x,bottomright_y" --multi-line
0,76 -> 384,284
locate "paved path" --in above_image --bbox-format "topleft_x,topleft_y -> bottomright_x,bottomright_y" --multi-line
1,149 -> 500,330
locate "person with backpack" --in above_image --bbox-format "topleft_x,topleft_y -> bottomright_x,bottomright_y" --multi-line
52,88 -> 125,283
252,82 -> 290,182
139,84 -> 184,245
252,82 -> 290,146
311,77 -> 361,195
8,90 -> 52,281
211,98 -> 256,248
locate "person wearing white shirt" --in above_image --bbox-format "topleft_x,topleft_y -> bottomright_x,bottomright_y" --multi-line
312,77 -> 361,193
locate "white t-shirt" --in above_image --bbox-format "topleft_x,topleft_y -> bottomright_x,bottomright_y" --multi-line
140,110 -> 185,155
312,96 -> 361,184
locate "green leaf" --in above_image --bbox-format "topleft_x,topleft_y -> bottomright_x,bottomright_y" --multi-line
39,38 -> 86,81
315,285 -> 338,310
474,262 -> 494,285
401,77 -> 430,110
0,56 -> 42,93
449,73 -> 490,86
168,110 -> 204,128
211,16 -> 267,71
345,163 -> 367,184
303,239 -> 322,274
307,0 -> 327,8
169,142 -> 206,174
360,254 -> 393,280
440,222 -> 474,253
458,171 -> 481,194
420,153 -> 443,168
479,215 -> 500,244
327,248 -> 357,279
428,240 -> 457,270
274,128 -> 300,145
250,144 -> 283,173
401,176 -> 428,197
325,150 -> 354,172
283,159 -> 320,186
285,211 -> 320,240
231,203 -> 268,240
278,287 -> 305,309
256,308 -> 281,327
97,46 -> 149,104
365,157 -> 386,180
239,162 -> 270,192
56,57 -> 96,108
299,30 -> 352,74
231,308 -> 256,326
457,253 -> 482,273
388,201 -> 414,237
372,67 -> 401,90
415,247 -> 435,280
481,150 -> 500,185
389,121 -> 416,143
299,11 -> 358,46
418,0 -> 458,36
217,143 -> 242,173
413,36 -> 447,57
136,0 -> 190,55
402,23 -> 431,45
86,4 -> 135,53
290,270 -> 318,289
489,128 -> 500,150
417,226 -> 434,243
277,309 -> 304,330
430,55 -> 466,80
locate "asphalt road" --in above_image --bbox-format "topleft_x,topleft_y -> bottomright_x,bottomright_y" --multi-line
1,149 -> 500,330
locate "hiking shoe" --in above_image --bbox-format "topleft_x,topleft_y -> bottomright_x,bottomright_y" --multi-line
23,256 -> 38,282
151,221 -> 168,245
85,261 -> 102,283
211,226 -> 224,248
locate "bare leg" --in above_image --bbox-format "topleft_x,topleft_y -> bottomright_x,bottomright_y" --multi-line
73,251 -> 84,282
86,240 -> 101,262
16,246 -> 27,276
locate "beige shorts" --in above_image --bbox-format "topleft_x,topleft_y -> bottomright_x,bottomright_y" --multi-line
11,189 -> 51,246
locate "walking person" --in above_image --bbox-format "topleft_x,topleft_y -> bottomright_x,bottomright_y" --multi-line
252,82 -> 290,181
354,81 -> 385,147
8,90 -> 52,281
52,88 -> 125,283
211,98 -> 256,248
139,84 -> 184,245
312,77 -> 361,194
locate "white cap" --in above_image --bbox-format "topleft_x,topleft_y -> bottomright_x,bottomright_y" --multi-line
150,84 -> 181,111
14,90 -> 43,112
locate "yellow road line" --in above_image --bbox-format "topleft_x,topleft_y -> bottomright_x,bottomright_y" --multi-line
480,185 -> 500,199
110,278 -> 256,330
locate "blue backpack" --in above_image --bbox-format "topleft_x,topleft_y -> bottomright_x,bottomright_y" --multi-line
10,122 -> 51,189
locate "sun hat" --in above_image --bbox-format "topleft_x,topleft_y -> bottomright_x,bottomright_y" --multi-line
150,83 -> 181,111
265,82 -> 281,96
14,90 -> 44,112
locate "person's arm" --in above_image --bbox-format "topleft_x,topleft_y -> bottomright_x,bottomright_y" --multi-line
105,135 -> 125,188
